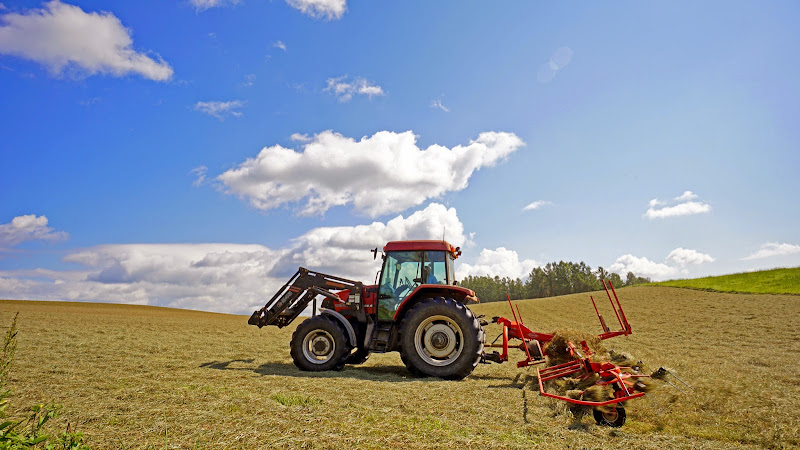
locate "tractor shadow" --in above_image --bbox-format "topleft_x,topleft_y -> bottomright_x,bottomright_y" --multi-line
471,372 -> 539,390
200,359 -> 422,383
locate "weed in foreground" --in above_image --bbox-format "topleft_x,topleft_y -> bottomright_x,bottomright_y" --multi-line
0,313 -> 88,449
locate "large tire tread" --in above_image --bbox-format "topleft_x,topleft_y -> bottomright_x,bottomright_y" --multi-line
399,297 -> 484,380
290,316 -> 350,372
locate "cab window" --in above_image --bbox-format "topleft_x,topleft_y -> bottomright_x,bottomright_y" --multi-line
422,251 -> 447,285
378,251 -> 423,320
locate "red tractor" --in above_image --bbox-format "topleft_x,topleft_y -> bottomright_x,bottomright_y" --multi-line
248,240 -> 485,379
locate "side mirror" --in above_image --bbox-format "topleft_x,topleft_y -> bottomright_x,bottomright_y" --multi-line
371,247 -> 378,260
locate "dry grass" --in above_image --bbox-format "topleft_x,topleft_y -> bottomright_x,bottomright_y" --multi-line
1,286 -> 798,448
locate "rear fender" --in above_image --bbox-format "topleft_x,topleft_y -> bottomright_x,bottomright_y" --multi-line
391,284 -> 478,322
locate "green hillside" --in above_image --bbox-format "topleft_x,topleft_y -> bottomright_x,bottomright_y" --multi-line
650,267 -> 800,295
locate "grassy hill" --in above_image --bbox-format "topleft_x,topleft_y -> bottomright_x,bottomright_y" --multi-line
650,267 -> 800,295
1,288 -> 799,448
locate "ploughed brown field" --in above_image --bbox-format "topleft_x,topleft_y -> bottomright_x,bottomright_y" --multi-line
2,286 -> 798,448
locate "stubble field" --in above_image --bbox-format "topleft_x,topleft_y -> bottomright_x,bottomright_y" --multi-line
1,286 -> 798,448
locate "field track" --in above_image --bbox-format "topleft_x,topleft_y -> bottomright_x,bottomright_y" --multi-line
2,286 -> 798,448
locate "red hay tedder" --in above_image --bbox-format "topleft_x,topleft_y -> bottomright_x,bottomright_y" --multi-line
484,282 -> 656,427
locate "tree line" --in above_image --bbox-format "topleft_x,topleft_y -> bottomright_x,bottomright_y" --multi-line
459,261 -> 651,303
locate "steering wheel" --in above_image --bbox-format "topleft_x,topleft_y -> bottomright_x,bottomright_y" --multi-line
395,284 -> 411,298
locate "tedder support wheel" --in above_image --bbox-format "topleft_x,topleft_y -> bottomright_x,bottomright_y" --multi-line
399,297 -> 484,380
593,407 -> 627,427
290,316 -> 351,371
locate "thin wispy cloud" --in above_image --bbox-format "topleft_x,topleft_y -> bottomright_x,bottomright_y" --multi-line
523,200 -> 552,211
290,133 -> 312,142
741,242 -> 800,260
324,75 -> 385,102
242,73 -> 255,87
537,46 -> 573,83
430,97 -> 449,112
645,190 -> 711,219
0,1 -> 173,81
273,40 -> 287,51
190,0 -> 240,12
194,100 -> 246,120
190,166 -> 208,187
286,0 -> 346,20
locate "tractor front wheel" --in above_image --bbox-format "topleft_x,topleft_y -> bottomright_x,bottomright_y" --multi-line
593,406 -> 626,427
290,316 -> 350,371
399,297 -> 484,380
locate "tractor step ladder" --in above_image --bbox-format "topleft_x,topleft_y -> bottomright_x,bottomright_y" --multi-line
368,322 -> 394,352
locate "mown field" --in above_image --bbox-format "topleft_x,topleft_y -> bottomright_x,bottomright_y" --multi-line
651,267 -> 800,295
1,286 -> 799,448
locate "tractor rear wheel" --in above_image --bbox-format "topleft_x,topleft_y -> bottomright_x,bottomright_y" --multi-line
290,316 -> 350,371
399,297 -> 484,380
593,406 -> 626,427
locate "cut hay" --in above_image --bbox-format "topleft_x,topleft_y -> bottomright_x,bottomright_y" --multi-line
544,329 -> 606,367
582,385 -> 615,413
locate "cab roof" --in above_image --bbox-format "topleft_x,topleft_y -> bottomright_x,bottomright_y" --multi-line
383,240 -> 460,257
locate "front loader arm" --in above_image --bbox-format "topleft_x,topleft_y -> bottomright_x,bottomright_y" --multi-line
248,267 -> 362,328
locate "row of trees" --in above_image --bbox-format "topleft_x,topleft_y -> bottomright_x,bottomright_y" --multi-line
460,261 -> 651,303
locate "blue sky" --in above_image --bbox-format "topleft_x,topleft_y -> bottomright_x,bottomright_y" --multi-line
1,0 -> 798,313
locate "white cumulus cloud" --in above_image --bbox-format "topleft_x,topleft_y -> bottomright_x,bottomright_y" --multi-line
273,40 -> 286,51
666,247 -> 715,266
279,203 -> 466,281
456,247 -> 537,280
216,130 -> 524,217
0,1 -> 173,81
324,75 -> 384,102
0,214 -> 68,248
645,191 -> 711,219
286,0 -> 346,20
609,254 -> 678,280
194,100 -> 246,120
523,200 -> 552,211
741,242 -> 800,261
0,203 -> 464,314
610,247 -> 715,281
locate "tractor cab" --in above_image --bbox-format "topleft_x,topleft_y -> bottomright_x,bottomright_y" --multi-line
376,240 -> 461,321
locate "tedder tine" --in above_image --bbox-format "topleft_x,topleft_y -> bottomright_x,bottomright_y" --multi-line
669,371 -> 695,391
